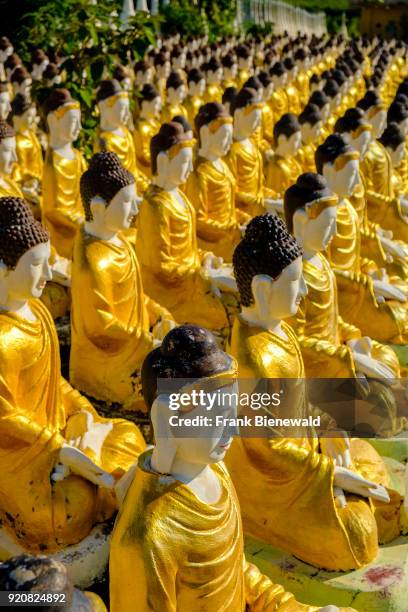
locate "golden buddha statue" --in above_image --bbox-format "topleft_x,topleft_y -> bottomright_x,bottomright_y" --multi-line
153,51 -> 171,100
283,57 -> 302,115
221,51 -> 238,89
322,79 -> 343,133
0,82 -> 11,121
316,134 -> 408,344
110,324 -> 350,611
297,103 -> 322,173
269,61 -> 289,122
236,44 -> 253,88
161,71 -> 188,123
137,122 -> 232,331
42,88 -> 85,259
309,89 -> 331,143
295,48 -> 312,107
10,66 -> 32,101
380,122 -> 408,242
265,113 -> 302,200
257,70 -> 274,148
226,213 -> 400,572
0,120 -> 23,198
0,196 -> 145,554
184,68 -> 205,127
70,152 -> 174,411
203,57 -> 223,105
225,87 -> 274,217
133,84 -> 161,180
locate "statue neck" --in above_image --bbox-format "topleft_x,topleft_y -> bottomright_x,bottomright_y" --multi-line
233,123 -> 251,142
152,174 -> 180,192
84,220 -> 119,243
240,302 -> 284,336
100,111 -> 121,132
140,109 -> 156,121
48,130 -> 74,155
198,143 -> 220,162
0,290 -> 35,321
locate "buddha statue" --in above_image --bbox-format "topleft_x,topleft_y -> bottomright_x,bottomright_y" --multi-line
316,134 -> 408,344
112,64 -> 133,92
0,196 -> 145,553
10,66 -> 32,100
297,103 -> 322,173
137,122 -> 233,332
0,83 -> 10,126
386,100 -> 408,204
134,59 -> 153,91
71,152 -> 174,410
170,45 -> 187,73
184,68 -> 205,128
225,212 -> 400,572
222,85 -> 238,116
379,122 -> 408,238
323,79 -> 343,132
4,53 -> 22,81
42,88 -> 85,259
225,87 -> 275,217
295,47 -> 312,107
0,120 -> 22,199
236,44 -> 253,88
43,62 -> 62,87
110,324 -> 347,611
242,75 -> 271,155
221,52 -> 238,89
269,61 -> 289,122
133,84 -> 161,180
0,37 -> 12,80
283,57 -> 302,116
309,73 -> 321,95
309,89 -> 331,141
153,52 -> 171,100
161,71 -> 188,123
203,57 -> 223,104
30,49 -> 49,81
10,94 -> 42,216
265,113 -> 302,203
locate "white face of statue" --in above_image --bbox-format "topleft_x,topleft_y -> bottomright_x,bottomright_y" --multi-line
252,256 -> 307,320
13,78 -> 32,98
351,129 -> 372,160
277,131 -> 302,156
0,47 -> 12,63
235,106 -> 261,137
13,106 -> 37,132
388,142 -> 405,167
111,96 -> 130,125
142,96 -> 162,118
294,204 -> 338,252
226,63 -> 238,79
158,146 -> 193,186
1,241 -> 52,302
188,79 -> 205,97
0,92 -> 11,121
104,183 -> 139,231
202,122 -> 233,158
264,82 -> 274,101
323,158 -> 359,199
167,85 -> 186,105
400,117 -> 408,136
370,109 -> 387,138
49,107 -> 81,143
0,137 -> 17,175
301,121 -> 322,144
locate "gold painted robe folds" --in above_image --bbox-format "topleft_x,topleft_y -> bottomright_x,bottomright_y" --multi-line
110,450 -> 334,612
15,129 -> 43,183
133,117 -> 160,179
265,153 -> 302,198
137,185 -> 228,330
42,148 -> 86,259
0,299 -> 145,553
226,318 -> 400,571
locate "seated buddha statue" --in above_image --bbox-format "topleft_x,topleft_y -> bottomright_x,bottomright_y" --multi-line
10,66 -> 32,101
30,48 -> 49,81
184,103 -> 248,261
0,83 -> 10,121
236,44 -> 253,88
225,87 -> 275,217
265,113 -> 302,203
110,324 -> 348,611
309,89 -> 331,142
0,120 -> 23,198
295,47 -> 312,107
71,151 -> 174,411
222,85 -> 238,116
225,212 -> 401,572
203,57 -> 223,104
322,79 -> 343,133
269,61 -> 289,123
41,88 -> 85,259
10,94 -> 42,217
153,51 -> 171,100
133,84 -> 161,180
137,122 -> 233,332
283,57 -> 302,116
0,196 -> 145,553
221,51 -> 238,89
297,103 -> 322,173
161,71 -> 188,123
379,122 -> 408,240
94,79 -> 148,195
316,134 -> 408,344
112,64 -> 133,92
386,100 -> 408,205
184,68 -> 205,128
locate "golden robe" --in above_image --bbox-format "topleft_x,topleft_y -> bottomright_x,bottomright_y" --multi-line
137,184 -> 228,330
225,317 -> 400,571
15,129 -> 43,183
0,299 -> 145,553
184,157 -> 247,261
296,71 -> 310,107
237,68 -> 250,89
203,83 -> 223,104
70,230 -> 170,409
285,83 -> 301,115
184,95 -> 204,128
0,173 -> 23,198
161,102 -> 188,124
225,139 -> 271,217
42,148 -> 86,259
133,116 -> 160,179
110,450 -> 333,612
269,89 -> 288,123
265,153 -> 302,198
296,142 -> 316,174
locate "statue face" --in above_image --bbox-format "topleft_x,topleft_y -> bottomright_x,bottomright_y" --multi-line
0,137 -> 17,174
0,47 -> 12,63
208,123 -> 233,157
352,129 -> 372,160
105,183 -> 139,231
188,79 -> 205,98
326,158 -> 359,197
0,92 -> 11,121
388,142 -> 405,167
302,121 -> 322,143
51,107 -> 81,142
168,85 -> 186,104
302,205 -> 337,252
1,241 -> 52,301
277,131 -> 301,156
237,106 -> 261,135
166,147 -> 193,185
400,117 -> 408,136
252,256 -> 307,320
370,109 -> 386,138
112,96 -> 130,125
264,83 -> 274,100
18,106 -> 37,131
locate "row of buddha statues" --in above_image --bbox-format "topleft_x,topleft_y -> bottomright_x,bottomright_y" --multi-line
0,28 -> 407,611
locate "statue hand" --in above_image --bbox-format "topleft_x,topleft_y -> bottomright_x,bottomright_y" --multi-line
202,256 -> 237,293
376,227 -> 393,239
58,444 -> 114,489
318,606 -> 340,612
347,336 -> 372,356
379,236 -> 406,262
50,255 -> 71,288
152,318 -> 176,342
351,351 -> 395,382
334,466 -> 390,503
320,430 -> 351,467
372,279 -> 406,303
264,198 -> 283,216
69,411 -> 113,462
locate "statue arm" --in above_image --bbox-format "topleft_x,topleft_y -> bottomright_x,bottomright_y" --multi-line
60,377 -> 96,419
144,294 -> 174,327
225,150 -> 260,209
134,125 -> 151,169
338,317 -> 361,343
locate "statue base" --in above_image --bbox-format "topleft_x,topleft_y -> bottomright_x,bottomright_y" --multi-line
245,457 -> 408,611
0,522 -> 111,589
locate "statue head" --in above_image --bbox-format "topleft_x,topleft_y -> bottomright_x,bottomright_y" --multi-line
10,94 -> 36,132
283,56 -> 298,81
0,121 -> 17,175
4,54 -> 21,80
195,102 -> 233,159
205,57 -> 223,85
379,122 -> 406,168
43,63 -> 61,87
298,103 -> 322,145
284,172 -> 338,253
221,52 -> 238,79
233,213 -> 306,321
323,79 -> 341,110
309,89 -> 329,123
172,115 -> 193,140
294,47 -> 308,70
222,86 -> 238,116
315,133 -> 360,199
10,66 -> 32,98
97,79 -> 129,127
236,44 -> 252,71
387,101 -> 408,136
30,49 -> 49,81
231,87 -> 262,139
335,107 -> 372,160
243,76 -> 263,102
270,61 -> 287,88
151,122 -> 193,188
154,52 -> 170,80
0,197 -> 51,305
357,89 -> 387,139
273,113 -> 302,156
134,60 -> 153,88
112,64 -> 132,92
0,37 -> 13,64
166,71 -> 186,105
309,73 -> 321,94
80,151 -> 138,233
142,324 -> 237,474
187,68 -> 205,98
139,84 -> 162,119
43,88 -> 81,143
171,46 -> 187,71
258,71 -> 273,101
0,83 -> 11,121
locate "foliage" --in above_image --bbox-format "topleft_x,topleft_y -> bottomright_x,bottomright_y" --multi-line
16,0 -> 160,158
160,0 -> 236,41
244,22 -> 274,37
284,0 -> 351,10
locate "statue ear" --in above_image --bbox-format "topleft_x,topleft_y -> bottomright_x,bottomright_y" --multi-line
90,195 -> 107,220
199,124 -> 210,149
251,273 -> 275,304
292,208 -> 308,246
151,394 -> 178,474
0,260 -> 8,280
156,151 -> 169,178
